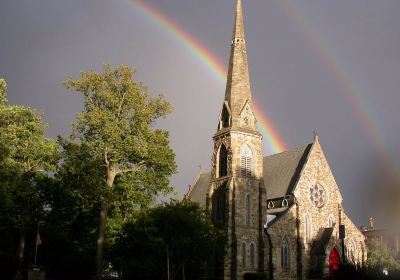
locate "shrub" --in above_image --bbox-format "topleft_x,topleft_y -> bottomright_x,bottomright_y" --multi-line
243,272 -> 269,280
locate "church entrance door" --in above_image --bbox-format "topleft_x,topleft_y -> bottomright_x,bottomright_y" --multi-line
328,247 -> 340,275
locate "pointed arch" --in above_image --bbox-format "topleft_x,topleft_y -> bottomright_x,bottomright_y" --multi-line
240,144 -> 253,178
329,247 -> 341,276
219,102 -> 231,129
249,242 -> 256,268
242,242 -> 247,267
281,236 -> 290,269
245,193 -> 250,226
267,201 -> 275,209
281,198 -> 289,207
328,215 -> 335,228
347,239 -> 355,263
212,182 -> 226,225
218,144 -> 228,177
239,100 -> 255,128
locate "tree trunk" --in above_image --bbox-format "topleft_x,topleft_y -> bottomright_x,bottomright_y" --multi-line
18,232 -> 25,262
96,170 -> 116,280
16,232 -> 25,279
96,201 -> 108,280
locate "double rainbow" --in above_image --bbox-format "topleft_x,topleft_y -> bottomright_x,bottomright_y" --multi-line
132,0 -> 287,155
132,0 -> 398,182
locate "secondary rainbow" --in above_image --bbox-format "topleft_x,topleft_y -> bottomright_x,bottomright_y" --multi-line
279,0 -> 399,181
132,0 -> 287,154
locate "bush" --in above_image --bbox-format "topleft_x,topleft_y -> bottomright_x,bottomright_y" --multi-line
0,252 -> 18,280
49,252 -> 95,280
243,272 -> 268,280
328,264 -> 400,280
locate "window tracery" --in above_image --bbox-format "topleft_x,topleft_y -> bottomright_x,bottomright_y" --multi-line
281,237 -> 290,269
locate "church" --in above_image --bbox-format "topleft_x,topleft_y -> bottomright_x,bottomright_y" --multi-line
186,1 -> 366,279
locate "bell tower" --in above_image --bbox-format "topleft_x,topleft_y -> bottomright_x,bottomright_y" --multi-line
207,1 -> 266,279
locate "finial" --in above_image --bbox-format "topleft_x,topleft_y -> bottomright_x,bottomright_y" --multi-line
313,130 -> 319,142
369,216 -> 376,229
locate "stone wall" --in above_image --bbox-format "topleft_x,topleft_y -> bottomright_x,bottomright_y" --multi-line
208,126 -> 266,280
266,206 -> 299,280
266,138 -> 366,280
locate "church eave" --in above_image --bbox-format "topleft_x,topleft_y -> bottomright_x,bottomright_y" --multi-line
213,127 -> 262,139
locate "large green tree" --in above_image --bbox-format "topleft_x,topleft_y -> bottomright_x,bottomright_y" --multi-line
113,201 -> 225,280
63,65 -> 176,279
0,78 -> 59,273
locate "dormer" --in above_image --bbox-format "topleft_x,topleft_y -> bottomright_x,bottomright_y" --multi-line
239,100 -> 256,130
218,102 -> 231,130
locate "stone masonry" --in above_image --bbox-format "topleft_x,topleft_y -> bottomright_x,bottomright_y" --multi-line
186,1 -> 366,279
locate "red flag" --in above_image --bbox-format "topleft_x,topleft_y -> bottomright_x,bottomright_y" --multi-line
36,233 -> 42,246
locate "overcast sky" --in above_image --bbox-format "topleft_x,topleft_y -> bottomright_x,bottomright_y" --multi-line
1,0 -> 399,227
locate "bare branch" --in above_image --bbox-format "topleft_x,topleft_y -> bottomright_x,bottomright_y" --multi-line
104,150 -> 110,171
117,91 -> 127,118
116,161 -> 147,175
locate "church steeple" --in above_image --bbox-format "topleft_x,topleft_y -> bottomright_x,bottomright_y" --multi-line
207,2 -> 266,277
223,0 -> 253,129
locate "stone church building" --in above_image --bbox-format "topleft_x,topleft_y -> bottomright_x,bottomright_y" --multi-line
186,1 -> 366,279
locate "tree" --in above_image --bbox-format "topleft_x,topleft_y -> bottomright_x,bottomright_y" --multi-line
0,79 -> 7,105
113,201 -> 225,280
63,64 -> 176,279
367,238 -> 400,271
38,140 -> 103,279
0,78 -> 59,275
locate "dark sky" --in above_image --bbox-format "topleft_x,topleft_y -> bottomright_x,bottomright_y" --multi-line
1,0 -> 399,227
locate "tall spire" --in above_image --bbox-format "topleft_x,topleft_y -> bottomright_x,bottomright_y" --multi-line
233,0 -> 245,41
224,0 -> 252,128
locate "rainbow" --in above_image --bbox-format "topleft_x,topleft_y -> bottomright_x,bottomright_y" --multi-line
279,0 -> 399,181
132,0 -> 287,154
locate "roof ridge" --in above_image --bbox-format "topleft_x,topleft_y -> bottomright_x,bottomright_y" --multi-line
264,143 -> 312,158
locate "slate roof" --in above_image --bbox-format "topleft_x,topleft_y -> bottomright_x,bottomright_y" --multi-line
186,172 -> 211,209
264,144 -> 312,200
187,143 -> 313,207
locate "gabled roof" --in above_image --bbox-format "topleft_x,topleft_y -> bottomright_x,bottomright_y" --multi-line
263,144 -> 312,200
186,143 -> 313,207
186,172 -> 211,209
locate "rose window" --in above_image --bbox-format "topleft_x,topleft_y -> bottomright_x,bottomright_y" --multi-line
309,184 -> 326,208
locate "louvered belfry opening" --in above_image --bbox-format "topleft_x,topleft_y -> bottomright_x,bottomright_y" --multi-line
241,144 -> 253,178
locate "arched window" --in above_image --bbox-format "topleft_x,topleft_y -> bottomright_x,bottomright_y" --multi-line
240,145 -> 253,178
220,105 -> 230,129
218,144 -> 228,177
347,240 -> 355,263
242,242 -> 246,267
212,184 -> 226,225
245,194 -> 250,226
281,237 -> 290,269
249,243 -> 255,268
328,216 -> 334,228
305,215 -> 312,243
